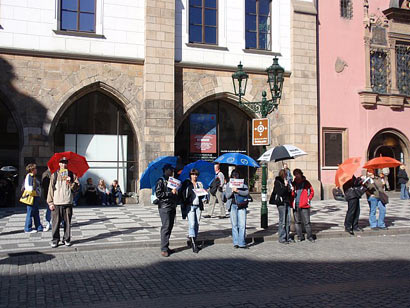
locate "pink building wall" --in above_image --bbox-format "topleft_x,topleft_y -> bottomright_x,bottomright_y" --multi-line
318,1 -> 410,190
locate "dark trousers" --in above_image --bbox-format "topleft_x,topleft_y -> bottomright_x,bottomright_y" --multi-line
158,207 -> 176,252
344,198 -> 360,230
293,207 -> 312,240
51,204 -> 73,244
277,204 -> 291,242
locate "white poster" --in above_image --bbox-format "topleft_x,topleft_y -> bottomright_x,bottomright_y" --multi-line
230,179 -> 244,189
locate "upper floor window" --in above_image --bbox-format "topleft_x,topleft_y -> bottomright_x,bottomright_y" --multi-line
396,43 -> 410,96
340,0 -> 353,19
245,0 -> 271,50
189,0 -> 218,45
61,0 -> 96,33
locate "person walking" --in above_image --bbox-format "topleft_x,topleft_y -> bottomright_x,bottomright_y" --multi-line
41,168 -> 52,231
364,169 -> 387,230
47,157 -> 80,248
291,169 -> 315,242
225,169 -> 249,249
270,169 -> 292,244
23,163 -> 43,233
181,168 -> 205,253
343,175 -> 365,235
204,163 -> 225,219
398,164 -> 409,200
155,164 -> 178,257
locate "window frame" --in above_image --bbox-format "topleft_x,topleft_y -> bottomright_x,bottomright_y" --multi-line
188,0 -> 219,45
322,128 -> 348,169
60,0 -> 97,33
340,0 -> 353,19
245,0 -> 272,51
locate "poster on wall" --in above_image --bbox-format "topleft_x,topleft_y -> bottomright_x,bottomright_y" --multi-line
190,113 -> 217,154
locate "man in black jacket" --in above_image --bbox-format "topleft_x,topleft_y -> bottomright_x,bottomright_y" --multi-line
155,164 -> 178,257
343,176 -> 365,235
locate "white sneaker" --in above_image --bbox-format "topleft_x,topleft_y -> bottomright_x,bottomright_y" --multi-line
63,241 -> 72,247
102,202 -> 106,206
25,230 -> 37,233
44,223 -> 51,232
118,202 -> 123,205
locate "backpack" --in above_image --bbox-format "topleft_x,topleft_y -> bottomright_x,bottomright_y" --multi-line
209,176 -> 221,196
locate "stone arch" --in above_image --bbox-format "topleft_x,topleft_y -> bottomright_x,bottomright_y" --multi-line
367,128 -> 410,161
0,89 -> 24,152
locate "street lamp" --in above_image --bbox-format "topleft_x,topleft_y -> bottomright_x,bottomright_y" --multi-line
232,57 -> 285,229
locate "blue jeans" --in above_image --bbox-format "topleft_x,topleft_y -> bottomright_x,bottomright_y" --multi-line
277,204 -> 291,242
368,196 -> 386,228
112,191 -> 122,204
400,183 -> 409,200
230,204 -> 247,247
24,197 -> 43,232
187,205 -> 201,238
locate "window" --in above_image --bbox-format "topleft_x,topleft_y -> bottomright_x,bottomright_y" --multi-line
189,0 -> 218,45
322,129 -> 347,168
60,0 -> 96,33
245,0 -> 271,50
396,43 -> 410,96
370,49 -> 388,94
340,0 -> 353,19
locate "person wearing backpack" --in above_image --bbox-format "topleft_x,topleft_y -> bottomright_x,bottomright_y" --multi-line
270,169 -> 292,244
204,163 -> 226,218
291,168 -> 315,242
47,157 -> 80,248
181,168 -> 205,253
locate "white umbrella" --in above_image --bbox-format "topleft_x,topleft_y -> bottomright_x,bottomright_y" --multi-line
258,145 -> 307,162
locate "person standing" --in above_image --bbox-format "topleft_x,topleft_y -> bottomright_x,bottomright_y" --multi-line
181,168 -> 205,253
382,167 -> 390,191
364,169 -> 387,230
47,157 -> 79,248
204,163 -> 225,219
23,163 -> 43,233
283,163 -> 293,189
155,164 -> 178,257
270,169 -> 292,244
343,176 -> 365,235
398,164 -> 409,200
291,169 -> 315,242
225,169 -> 249,249
41,168 -> 52,232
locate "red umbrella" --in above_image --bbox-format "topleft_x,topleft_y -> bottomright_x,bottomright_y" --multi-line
335,157 -> 361,187
47,151 -> 89,178
363,157 -> 401,170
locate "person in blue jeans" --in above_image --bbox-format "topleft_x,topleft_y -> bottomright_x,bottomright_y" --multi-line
225,169 -> 249,249
364,169 -> 387,230
23,163 -> 43,233
180,168 -> 205,253
110,180 -> 123,205
398,164 -> 409,200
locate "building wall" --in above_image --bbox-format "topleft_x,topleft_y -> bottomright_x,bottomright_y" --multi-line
319,0 -> 410,198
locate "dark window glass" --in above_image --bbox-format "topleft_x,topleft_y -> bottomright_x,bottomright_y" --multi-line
61,0 -> 95,33
340,0 -> 353,19
189,0 -> 218,44
324,132 -> 343,167
245,0 -> 271,50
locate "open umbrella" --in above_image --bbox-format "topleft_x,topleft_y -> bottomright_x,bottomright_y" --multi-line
214,153 -> 260,168
178,160 -> 214,189
363,156 -> 401,170
258,144 -> 307,162
139,156 -> 178,189
335,157 -> 361,188
47,151 -> 89,178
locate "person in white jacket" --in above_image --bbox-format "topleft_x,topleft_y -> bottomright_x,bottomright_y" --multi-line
23,163 -> 43,233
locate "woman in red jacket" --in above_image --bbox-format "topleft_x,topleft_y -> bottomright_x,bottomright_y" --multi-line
291,169 -> 315,242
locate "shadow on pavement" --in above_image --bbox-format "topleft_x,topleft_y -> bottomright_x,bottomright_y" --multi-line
73,227 -> 156,245
71,218 -> 112,228
0,251 -> 55,265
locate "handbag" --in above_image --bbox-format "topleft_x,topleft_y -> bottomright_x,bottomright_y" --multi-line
378,191 -> 389,205
20,190 -> 35,206
234,193 -> 249,209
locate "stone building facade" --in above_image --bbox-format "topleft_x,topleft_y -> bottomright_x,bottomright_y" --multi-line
0,0 -> 319,205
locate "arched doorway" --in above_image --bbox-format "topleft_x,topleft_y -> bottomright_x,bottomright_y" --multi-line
175,99 -> 262,185
54,91 -> 138,193
0,100 -> 20,206
367,130 -> 409,191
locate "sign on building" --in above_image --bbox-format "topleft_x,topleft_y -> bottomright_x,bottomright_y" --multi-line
252,118 -> 270,146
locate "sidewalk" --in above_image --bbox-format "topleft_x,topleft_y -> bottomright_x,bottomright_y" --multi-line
0,197 -> 409,255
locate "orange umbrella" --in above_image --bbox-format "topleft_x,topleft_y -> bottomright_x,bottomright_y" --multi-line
363,157 -> 401,170
335,157 -> 361,187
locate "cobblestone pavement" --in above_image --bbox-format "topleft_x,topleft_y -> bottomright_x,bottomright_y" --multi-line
1,235 -> 410,307
0,197 -> 410,254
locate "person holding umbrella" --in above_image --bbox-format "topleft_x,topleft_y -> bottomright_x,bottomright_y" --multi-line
343,175 -> 366,235
363,169 -> 387,230
180,168 -> 206,253
47,157 -> 80,248
291,169 -> 315,242
155,164 -> 179,257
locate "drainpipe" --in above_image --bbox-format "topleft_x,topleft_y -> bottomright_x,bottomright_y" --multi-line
315,0 -> 322,199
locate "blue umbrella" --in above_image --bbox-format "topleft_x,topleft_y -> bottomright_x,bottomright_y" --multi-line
140,156 -> 178,189
178,160 -> 215,189
214,153 -> 260,168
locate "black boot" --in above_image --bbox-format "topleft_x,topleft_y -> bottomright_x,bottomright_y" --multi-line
190,237 -> 199,253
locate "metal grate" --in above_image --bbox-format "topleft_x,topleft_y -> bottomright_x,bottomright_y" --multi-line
340,0 -> 353,19
370,49 -> 388,94
396,44 -> 410,96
